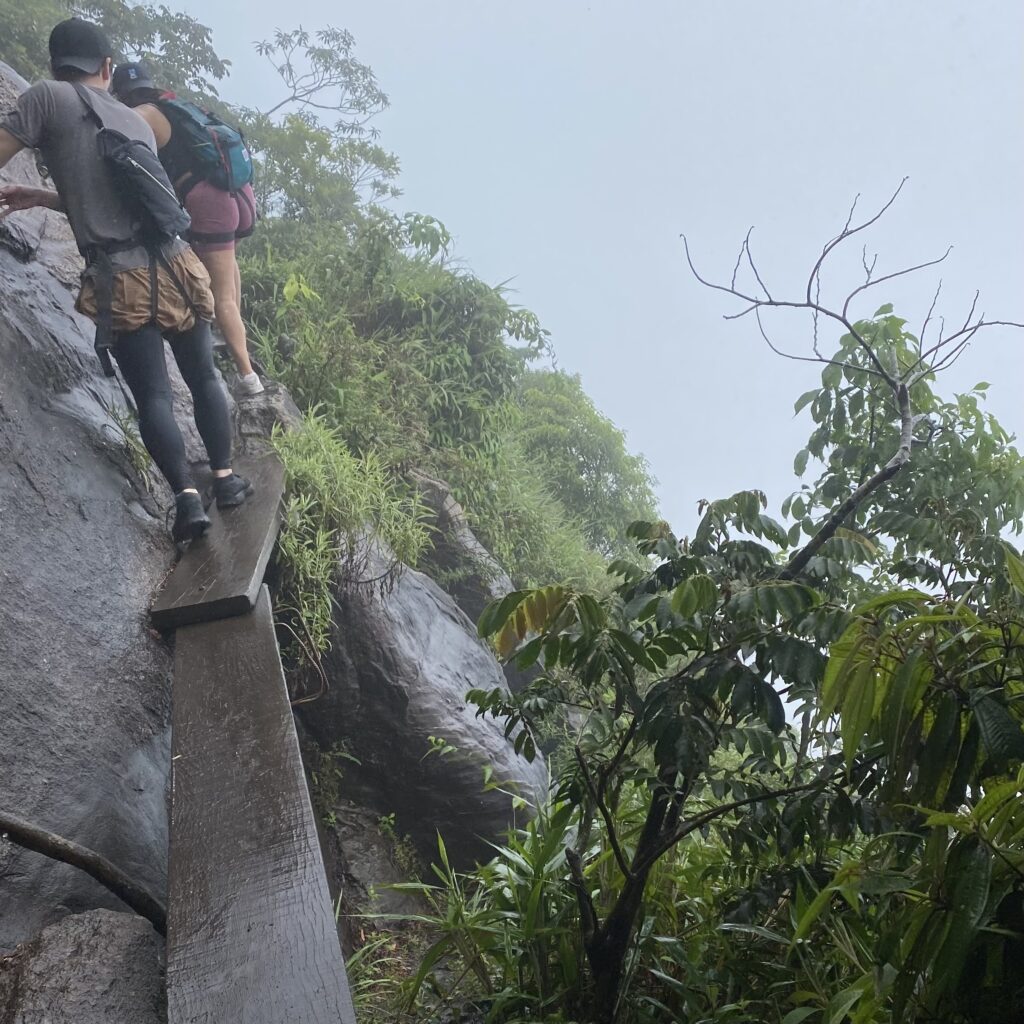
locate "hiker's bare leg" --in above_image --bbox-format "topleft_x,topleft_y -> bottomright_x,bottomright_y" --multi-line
200,247 -> 253,378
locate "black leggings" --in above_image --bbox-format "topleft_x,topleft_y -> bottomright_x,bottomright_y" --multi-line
113,320 -> 232,494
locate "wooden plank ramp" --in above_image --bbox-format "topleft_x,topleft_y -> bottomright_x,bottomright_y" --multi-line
151,453 -> 285,631
167,585 -> 356,1023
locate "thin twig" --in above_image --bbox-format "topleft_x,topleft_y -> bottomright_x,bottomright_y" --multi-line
841,247 -> 952,320
919,280 -> 943,353
805,178 -> 908,305
744,228 -> 773,301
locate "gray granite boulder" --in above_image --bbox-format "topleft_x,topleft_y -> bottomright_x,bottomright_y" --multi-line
0,910 -> 164,1023
300,541 -> 549,868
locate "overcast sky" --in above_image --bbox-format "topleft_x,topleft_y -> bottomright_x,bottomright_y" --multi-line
179,0 -> 1024,535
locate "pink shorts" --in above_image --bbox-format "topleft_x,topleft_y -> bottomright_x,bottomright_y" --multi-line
184,181 -> 256,254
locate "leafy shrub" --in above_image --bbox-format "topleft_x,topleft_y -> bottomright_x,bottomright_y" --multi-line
271,412 -> 428,664
244,217 -> 653,594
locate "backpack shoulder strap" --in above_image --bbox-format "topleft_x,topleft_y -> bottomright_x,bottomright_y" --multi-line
71,83 -> 104,128
159,97 -> 231,130
157,97 -> 204,121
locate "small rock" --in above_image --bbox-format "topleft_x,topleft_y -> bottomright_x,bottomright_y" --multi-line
0,910 -> 165,1023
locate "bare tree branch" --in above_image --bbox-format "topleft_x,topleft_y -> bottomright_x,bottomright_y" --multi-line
753,308 -> 888,380
683,184 -> 1024,585
0,810 -> 166,934
805,178 -> 908,304
682,233 -> 899,388
907,317 -> 1024,385
841,247 -> 952,320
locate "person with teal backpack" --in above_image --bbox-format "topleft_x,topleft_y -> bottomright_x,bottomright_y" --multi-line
113,61 -> 265,395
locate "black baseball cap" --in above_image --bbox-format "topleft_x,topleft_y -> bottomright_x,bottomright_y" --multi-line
49,18 -> 113,75
112,61 -> 156,100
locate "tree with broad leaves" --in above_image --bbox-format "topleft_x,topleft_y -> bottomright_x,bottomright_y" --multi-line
466,186 -> 1024,1022
514,369 -> 659,561
0,0 -> 228,96
0,3 -> 399,219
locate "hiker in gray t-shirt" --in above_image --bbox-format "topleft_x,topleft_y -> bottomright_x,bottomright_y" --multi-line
0,18 -> 254,543
3,76 -> 157,260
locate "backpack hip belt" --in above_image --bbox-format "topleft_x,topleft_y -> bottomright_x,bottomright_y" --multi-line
84,241 -> 202,377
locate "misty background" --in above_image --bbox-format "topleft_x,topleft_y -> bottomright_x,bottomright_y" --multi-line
179,0 -> 1024,533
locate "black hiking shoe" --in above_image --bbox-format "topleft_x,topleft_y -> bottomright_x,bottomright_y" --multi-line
213,473 -> 254,509
172,491 -> 211,544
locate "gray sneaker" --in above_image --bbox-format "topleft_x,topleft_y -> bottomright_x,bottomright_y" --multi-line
237,371 -> 265,396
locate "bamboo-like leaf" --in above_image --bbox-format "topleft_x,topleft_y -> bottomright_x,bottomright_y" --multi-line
822,623 -> 870,719
793,882 -> 835,943
840,661 -> 876,768
972,779 -> 1022,824
931,839 -> 992,996
478,590 -> 529,638
781,1009 -> 818,1024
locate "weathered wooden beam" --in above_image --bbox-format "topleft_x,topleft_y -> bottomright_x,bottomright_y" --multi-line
150,454 -> 285,631
167,586 -> 356,1024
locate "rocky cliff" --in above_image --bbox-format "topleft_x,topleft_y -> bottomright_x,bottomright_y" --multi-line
0,61 -> 544,1018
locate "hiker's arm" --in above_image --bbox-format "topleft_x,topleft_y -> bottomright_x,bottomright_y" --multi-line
0,183 -> 63,218
0,128 -> 61,218
134,103 -> 172,149
0,127 -> 24,170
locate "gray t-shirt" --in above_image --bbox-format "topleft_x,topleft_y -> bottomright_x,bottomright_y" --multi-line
2,80 -> 159,266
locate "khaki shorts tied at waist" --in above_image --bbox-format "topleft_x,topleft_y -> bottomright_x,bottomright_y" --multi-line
76,246 -> 216,334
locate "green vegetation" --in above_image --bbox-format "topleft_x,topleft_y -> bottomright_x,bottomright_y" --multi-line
516,370 -> 657,560
241,211 -> 622,595
100,399 -> 154,493
270,414 -> 429,664
0,0 -> 228,94
434,297 -> 1024,1022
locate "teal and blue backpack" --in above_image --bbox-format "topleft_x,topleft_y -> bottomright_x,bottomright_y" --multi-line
157,98 -> 254,194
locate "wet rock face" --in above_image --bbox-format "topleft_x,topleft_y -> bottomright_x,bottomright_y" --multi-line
0,910 -> 165,1023
301,542 -> 548,868
0,63 -> 283,954
0,63 -> 174,953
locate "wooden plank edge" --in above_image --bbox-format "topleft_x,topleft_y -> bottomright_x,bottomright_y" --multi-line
151,500 -> 282,631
